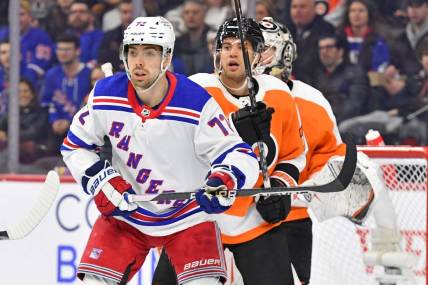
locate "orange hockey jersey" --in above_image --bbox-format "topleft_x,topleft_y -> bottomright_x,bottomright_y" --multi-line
189,73 -> 306,244
291,80 -> 346,184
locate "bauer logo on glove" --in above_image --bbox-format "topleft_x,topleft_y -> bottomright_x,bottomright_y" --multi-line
82,160 -> 138,217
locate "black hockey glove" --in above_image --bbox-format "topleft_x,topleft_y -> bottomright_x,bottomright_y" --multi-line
231,101 -> 274,144
256,178 -> 291,224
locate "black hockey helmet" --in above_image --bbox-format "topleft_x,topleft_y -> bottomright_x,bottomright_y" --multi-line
215,17 -> 265,53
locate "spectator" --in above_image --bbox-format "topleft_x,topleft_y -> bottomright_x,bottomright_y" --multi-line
42,0 -> 75,41
288,0 -> 336,82
0,1 -> 8,26
0,0 -> 54,77
205,0 -> 233,31
41,33 -> 91,146
67,0 -> 104,67
174,0 -> 212,75
255,0 -> 277,21
417,39 -> 428,97
0,79 -> 50,165
0,41 -> 39,117
340,0 -> 391,73
98,0 -> 127,32
97,0 -> 133,71
309,34 -> 370,123
392,0 -> 428,76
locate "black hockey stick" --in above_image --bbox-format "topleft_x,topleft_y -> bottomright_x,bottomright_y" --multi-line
232,0 -> 271,188
128,139 -> 357,203
0,171 -> 60,240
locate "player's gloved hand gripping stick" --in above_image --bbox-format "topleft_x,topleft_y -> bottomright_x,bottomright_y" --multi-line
82,160 -> 138,216
128,139 -> 357,203
195,165 -> 239,214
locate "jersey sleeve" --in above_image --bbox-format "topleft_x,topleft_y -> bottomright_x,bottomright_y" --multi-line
195,97 -> 259,189
60,89 -> 107,183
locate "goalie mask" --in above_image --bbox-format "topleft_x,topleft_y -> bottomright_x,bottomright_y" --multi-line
120,16 -> 175,81
255,17 -> 297,80
214,17 -> 265,73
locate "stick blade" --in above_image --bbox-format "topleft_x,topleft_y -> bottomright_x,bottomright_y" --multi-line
0,171 -> 60,240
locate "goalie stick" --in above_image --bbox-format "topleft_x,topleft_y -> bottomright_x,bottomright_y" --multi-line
0,171 -> 60,240
128,139 -> 357,203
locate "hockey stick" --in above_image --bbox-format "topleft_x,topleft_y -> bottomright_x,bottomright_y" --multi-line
232,0 -> 271,188
0,170 -> 60,240
128,139 -> 357,203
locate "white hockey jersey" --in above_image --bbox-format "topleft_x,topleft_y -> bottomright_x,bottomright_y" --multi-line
61,71 -> 259,236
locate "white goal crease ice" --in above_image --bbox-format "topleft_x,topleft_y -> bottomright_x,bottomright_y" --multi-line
310,146 -> 427,285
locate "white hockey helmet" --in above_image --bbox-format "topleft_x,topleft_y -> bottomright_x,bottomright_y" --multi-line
121,16 -> 175,75
255,17 -> 297,80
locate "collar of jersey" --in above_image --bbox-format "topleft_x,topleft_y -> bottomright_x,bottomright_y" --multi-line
127,71 -> 177,122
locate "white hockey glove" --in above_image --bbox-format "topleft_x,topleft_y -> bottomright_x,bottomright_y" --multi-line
82,160 -> 138,216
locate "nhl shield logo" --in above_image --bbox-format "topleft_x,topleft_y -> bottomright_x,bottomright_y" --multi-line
141,108 -> 151,117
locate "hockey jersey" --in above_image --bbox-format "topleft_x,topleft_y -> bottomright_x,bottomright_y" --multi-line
61,71 -> 259,236
291,80 -> 346,183
189,73 -> 306,244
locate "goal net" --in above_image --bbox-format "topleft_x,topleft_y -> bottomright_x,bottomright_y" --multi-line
310,146 -> 427,285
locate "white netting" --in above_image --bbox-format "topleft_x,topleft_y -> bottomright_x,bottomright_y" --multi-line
310,147 -> 427,285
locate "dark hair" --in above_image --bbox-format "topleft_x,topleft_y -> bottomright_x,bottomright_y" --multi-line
56,33 -> 80,48
318,33 -> 347,50
404,0 -> 428,8
343,0 -> 378,29
20,78 -> 35,95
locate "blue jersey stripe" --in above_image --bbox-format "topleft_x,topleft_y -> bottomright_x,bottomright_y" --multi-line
135,200 -> 192,218
125,208 -> 202,226
212,142 -> 255,165
68,130 -> 97,149
60,145 -> 73,151
93,105 -> 133,112
158,115 -> 199,125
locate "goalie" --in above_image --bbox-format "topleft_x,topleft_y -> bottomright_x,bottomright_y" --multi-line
256,17 -> 417,285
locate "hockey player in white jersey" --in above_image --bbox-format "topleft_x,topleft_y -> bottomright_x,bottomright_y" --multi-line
60,16 -> 259,285
257,17 -> 417,285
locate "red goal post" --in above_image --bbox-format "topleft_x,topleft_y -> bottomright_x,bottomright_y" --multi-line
310,146 -> 427,285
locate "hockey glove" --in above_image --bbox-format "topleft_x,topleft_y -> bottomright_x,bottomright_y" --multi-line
195,166 -> 237,214
256,178 -> 291,224
231,101 -> 274,144
82,160 -> 138,217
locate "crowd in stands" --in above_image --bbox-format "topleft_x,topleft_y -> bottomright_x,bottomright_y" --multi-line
0,0 -> 427,173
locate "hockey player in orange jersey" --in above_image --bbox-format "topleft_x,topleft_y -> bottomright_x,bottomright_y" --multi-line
255,17 -> 347,285
256,17 -> 418,285
152,17 -> 306,285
